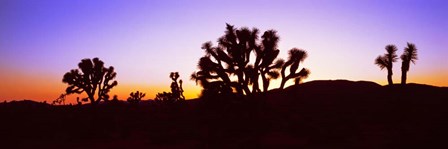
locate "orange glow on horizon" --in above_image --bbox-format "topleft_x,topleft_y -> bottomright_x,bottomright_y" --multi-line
0,69 -> 202,104
1,66 -> 447,104
1,64 -> 446,104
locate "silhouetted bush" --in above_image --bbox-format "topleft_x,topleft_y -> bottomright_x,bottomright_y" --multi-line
52,94 -> 66,105
155,92 -> 176,104
127,91 -> 145,104
111,95 -> 119,102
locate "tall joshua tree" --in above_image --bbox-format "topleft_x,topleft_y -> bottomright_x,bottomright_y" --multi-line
375,44 -> 398,85
192,24 -> 308,96
400,42 -> 418,85
191,24 -> 261,96
280,48 -> 310,89
192,24 -> 289,96
62,58 -> 118,105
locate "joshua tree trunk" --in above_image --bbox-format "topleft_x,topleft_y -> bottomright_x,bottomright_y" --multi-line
280,76 -> 290,89
280,78 -> 287,89
387,68 -> 393,85
401,60 -> 410,85
87,93 -> 97,105
260,73 -> 269,92
401,69 -> 407,85
252,75 -> 260,93
279,66 -> 287,89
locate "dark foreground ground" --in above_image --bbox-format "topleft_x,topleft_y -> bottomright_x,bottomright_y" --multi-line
1,80 -> 447,149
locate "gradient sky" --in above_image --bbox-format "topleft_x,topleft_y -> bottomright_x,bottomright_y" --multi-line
1,0 -> 447,103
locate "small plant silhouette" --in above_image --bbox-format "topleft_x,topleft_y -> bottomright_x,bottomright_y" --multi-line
112,95 -> 119,102
127,91 -> 145,104
400,42 -> 418,85
62,57 -> 118,105
155,92 -> 176,104
375,44 -> 398,85
52,94 -> 66,105
76,97 -> 84,106
155,72 -> 185,104
280,48 -> 310,89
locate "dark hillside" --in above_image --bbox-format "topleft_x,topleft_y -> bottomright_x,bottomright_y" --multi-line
1,80 -> 447,148
261,80 -> 448,148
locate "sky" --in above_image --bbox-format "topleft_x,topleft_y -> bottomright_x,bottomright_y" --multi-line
1,0 -> 447,103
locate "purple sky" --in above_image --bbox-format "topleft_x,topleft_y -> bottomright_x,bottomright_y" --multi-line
1,0 -> 447,101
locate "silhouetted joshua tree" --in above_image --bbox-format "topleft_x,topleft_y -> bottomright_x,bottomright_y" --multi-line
191,24 -> 285,96
127,91 -> 145,104
170,72 -> 185,100
400,42 -> 418,85
280,48 -> 310,89
155,72 -> 185,104
375,44 -> 398,85
62,57 -> 118,105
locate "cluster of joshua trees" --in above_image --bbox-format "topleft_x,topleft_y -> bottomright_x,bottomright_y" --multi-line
60,24 -> 310,105
61,57 -> 186,105
375,43 -> 418,85
59,24 -> 419,105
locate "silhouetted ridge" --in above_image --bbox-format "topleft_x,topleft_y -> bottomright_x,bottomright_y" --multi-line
1,80 -> 447,148
286,80 -> 381,95
299,80 -> 381,88
2,100 -> 49,107
395,82 -> 442,88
